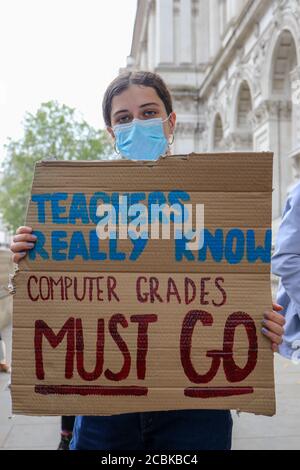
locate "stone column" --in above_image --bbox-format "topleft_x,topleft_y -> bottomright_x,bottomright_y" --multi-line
209,0 -> 220,59
156,0 -> 174,65
140,40 -> 148,70
179,0 -> 192,64
252,100 -> 293,220
147,2 -> 156,70
197,0 -> 210,64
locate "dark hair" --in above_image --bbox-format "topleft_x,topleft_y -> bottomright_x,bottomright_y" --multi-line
102,70 -> 173,127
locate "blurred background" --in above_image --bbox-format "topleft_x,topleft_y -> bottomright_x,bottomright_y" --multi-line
0,0 -> 300,450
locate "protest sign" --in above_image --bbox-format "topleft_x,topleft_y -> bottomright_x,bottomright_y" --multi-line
11,152 -> 275,416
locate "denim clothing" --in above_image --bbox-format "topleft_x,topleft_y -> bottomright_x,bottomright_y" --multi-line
70,409 -> 233,451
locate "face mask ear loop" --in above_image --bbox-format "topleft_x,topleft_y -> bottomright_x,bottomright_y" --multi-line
114,141 -> 120,155
162,113 -> 172,124
107,125 -> 120,155
168,134 -> 175,146
164,113 -> 174,147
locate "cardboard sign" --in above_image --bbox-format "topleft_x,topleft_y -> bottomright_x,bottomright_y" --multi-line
11,152 -> 275,416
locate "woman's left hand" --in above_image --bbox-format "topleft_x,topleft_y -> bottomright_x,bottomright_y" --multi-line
262,302 -> 285,353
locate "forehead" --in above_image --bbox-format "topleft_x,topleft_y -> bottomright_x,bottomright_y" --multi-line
111,84 -> 164,112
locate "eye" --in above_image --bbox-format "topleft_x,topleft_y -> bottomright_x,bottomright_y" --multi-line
117,115 -> 132,124
144,110 -> 157,118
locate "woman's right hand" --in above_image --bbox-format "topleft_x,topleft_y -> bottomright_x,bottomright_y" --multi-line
10,226 -> 37,264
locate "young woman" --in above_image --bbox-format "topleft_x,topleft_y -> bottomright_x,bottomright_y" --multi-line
10,71 -> 285,451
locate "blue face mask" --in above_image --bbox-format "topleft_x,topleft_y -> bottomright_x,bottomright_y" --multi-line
113,115 -> 171,161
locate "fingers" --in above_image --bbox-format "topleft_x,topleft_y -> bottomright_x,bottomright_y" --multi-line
262,304 -> 285,352
12,252 -> 27,264
10,241 -> 35,254
262,318 -> 284,337
12,233 -> 37,243
10,241 -> 34,264
272,302 -> 284,312
264,309 -> 285,326
10,226 -> 36,264
262,326 -> 283,345
15,226 -> 33,235
10,226 -> 36,254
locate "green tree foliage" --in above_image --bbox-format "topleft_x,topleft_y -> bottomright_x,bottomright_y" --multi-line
0,100 -> 113,232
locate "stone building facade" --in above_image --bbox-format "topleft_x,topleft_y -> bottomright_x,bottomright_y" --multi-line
123,0 -> 300,233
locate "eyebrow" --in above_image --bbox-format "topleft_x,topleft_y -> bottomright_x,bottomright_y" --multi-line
112,102 -> 160,118
139,102 -> 160,109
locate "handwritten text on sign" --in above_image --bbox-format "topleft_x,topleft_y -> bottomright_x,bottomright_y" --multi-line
12,153 -> 275,416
